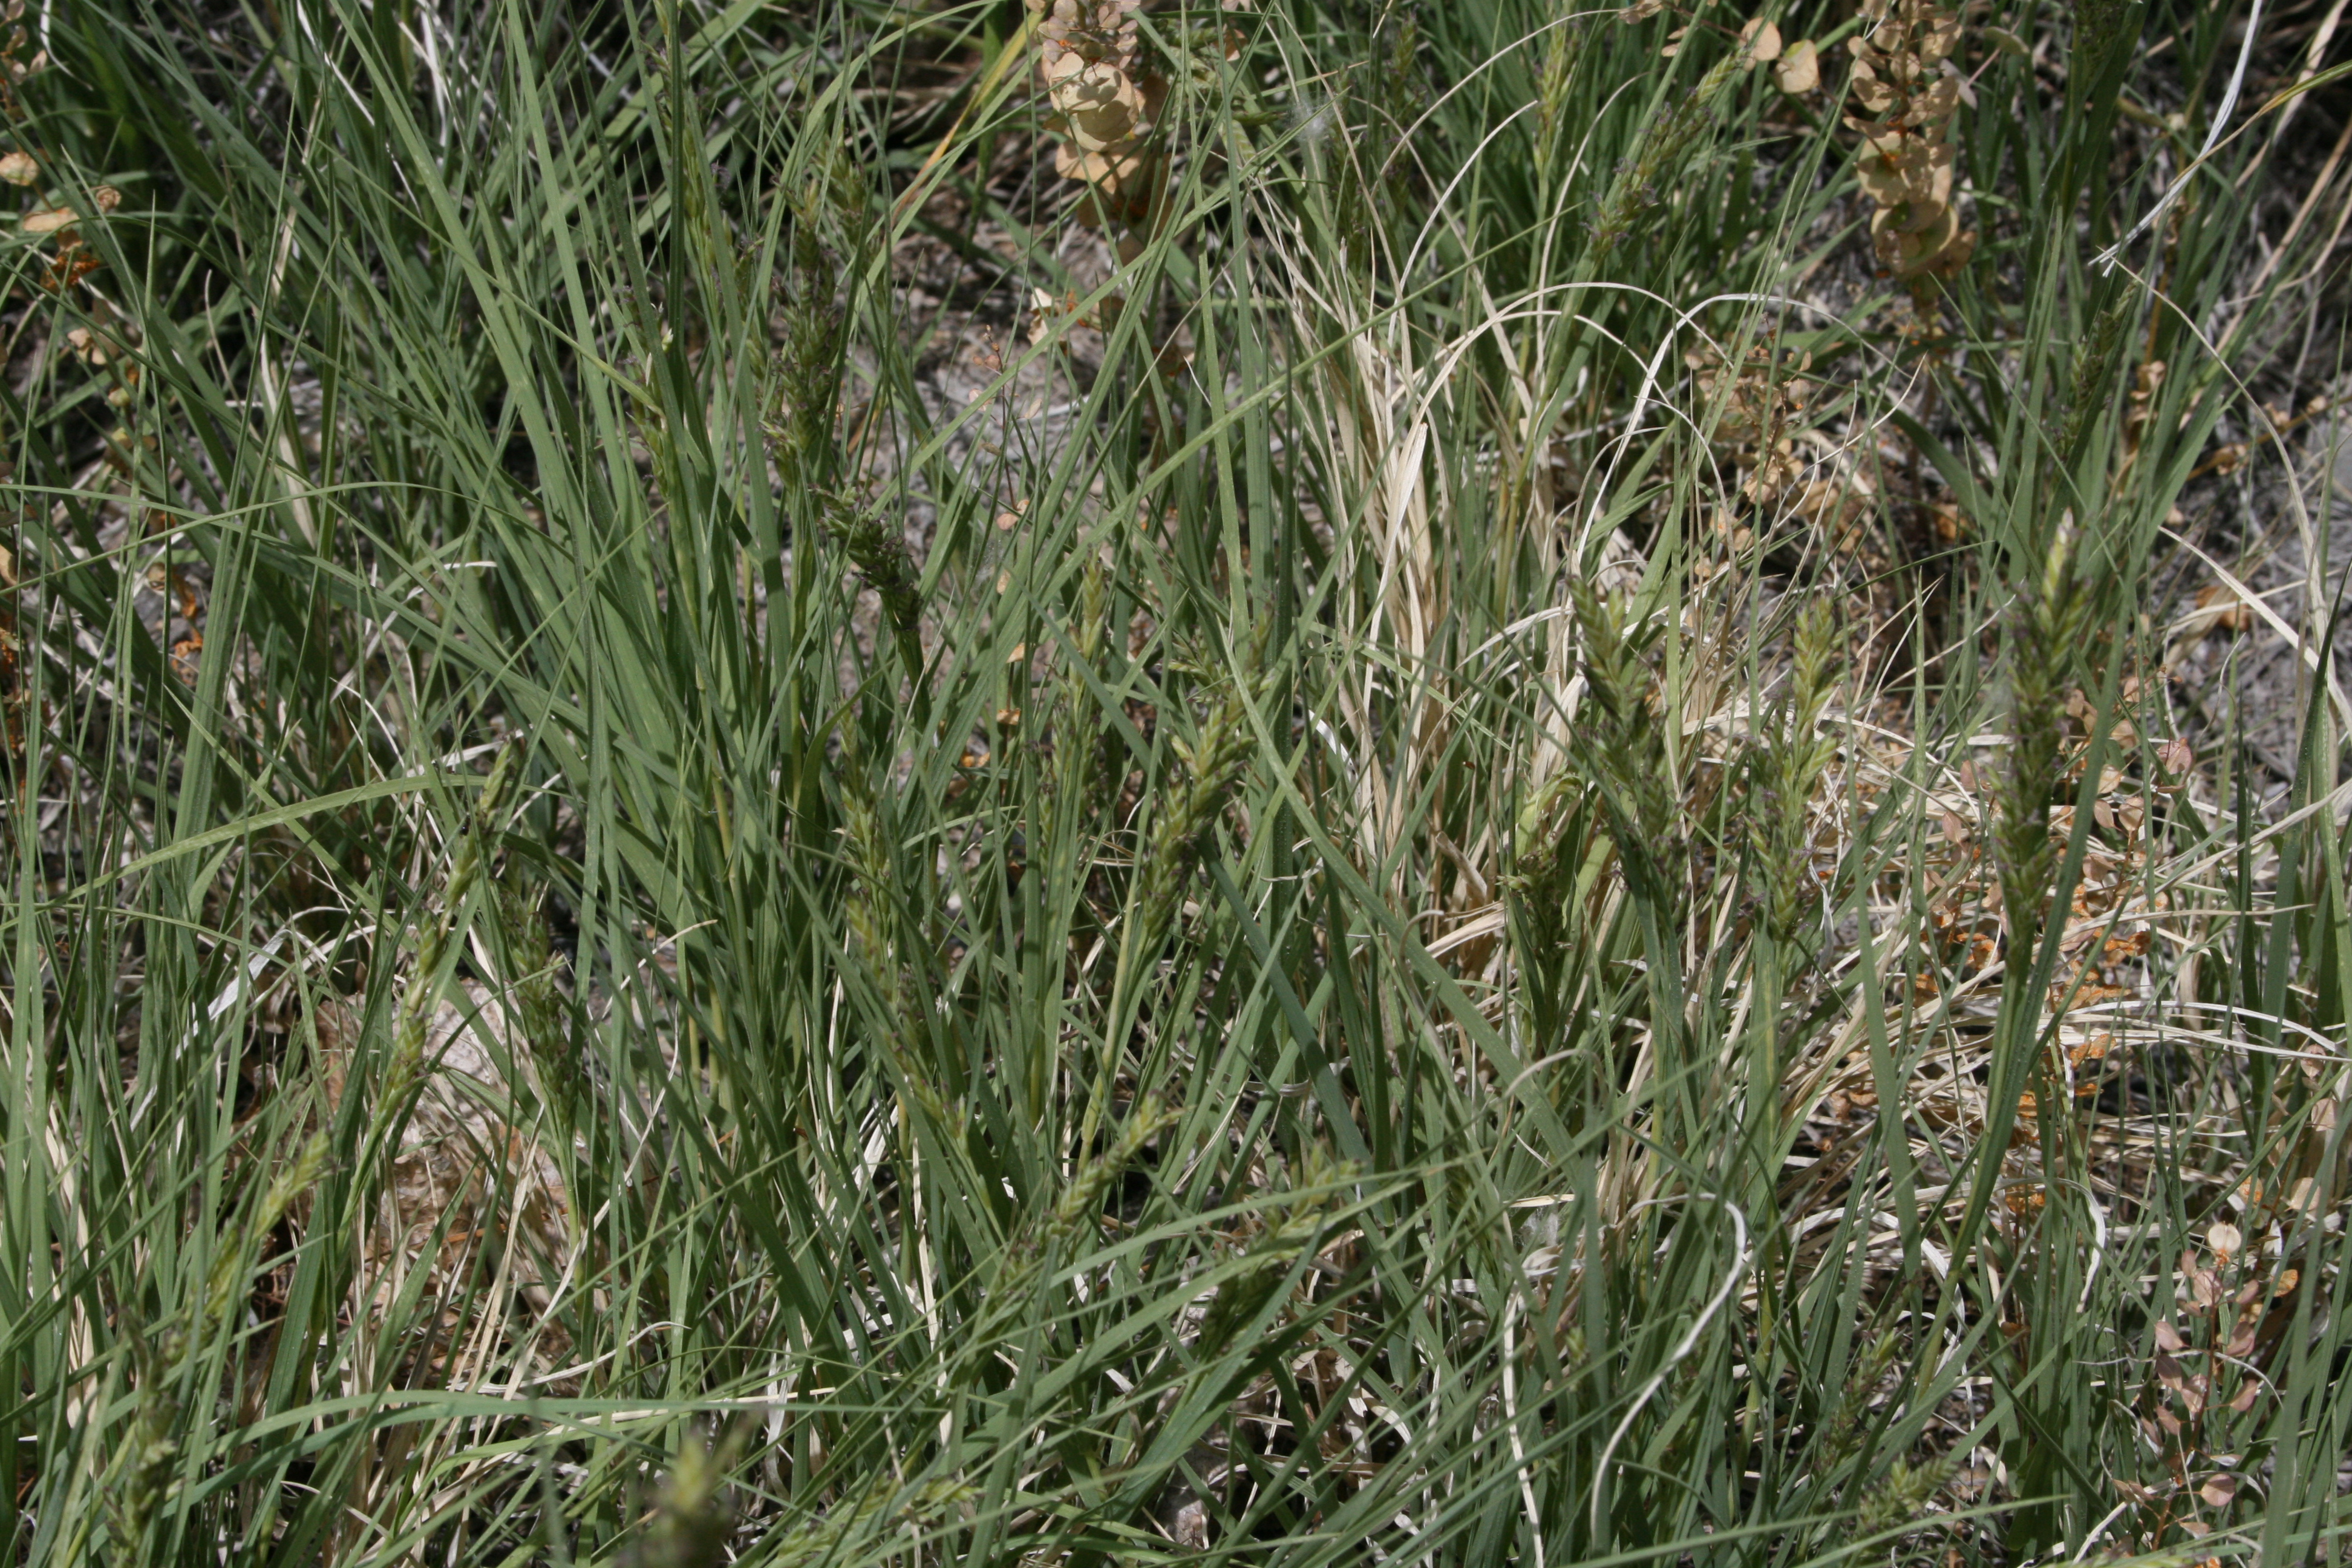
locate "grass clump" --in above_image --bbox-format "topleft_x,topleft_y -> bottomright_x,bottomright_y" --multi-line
3,0 -> 2352,1563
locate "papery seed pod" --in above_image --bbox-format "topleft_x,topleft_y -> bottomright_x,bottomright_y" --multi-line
1774,41 -> 1820,94
1844,0 -> 1973,278
1048,55 -> 1148,151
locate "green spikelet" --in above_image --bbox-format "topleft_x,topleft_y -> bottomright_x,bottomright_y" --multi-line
1998,522 -> 2089,949
2054,294 -> 2131,466
1039,554 -> 1114,860
384,745 -> 520,1113
838,754 -> 960,1129
1535,13 -> 1586,172
495,874 -> 571,1088
1195,1149 -> 1357,1351
104,1319 -> 185,1565
822,494 -> 927,693
763,1474 -> 975,1568
1749,601 -> 1844,943
1131,624 -> 1269,950
768,142 -> 873,494
623,1436 -> 736,1568
1049,1098 -> 1175,1250
105,1129 -> 328,1562
1590,44 -> 1746,264
1852,1448 -> 1964,1538
1565,579 -> 1678,900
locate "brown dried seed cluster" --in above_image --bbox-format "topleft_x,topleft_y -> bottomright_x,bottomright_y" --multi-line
1845,0 -> 1975,279
1916,681 -> 2177,1012
1688,341 -> 1805,452
1628,9 -> 1821,94
16,178 -> 122,294
1686,342 -> 1873,560
1030,0 -> 1165,236
0,0 -> 44,99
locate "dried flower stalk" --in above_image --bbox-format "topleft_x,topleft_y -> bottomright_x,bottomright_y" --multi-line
1030,0 -> 1167,246
1845,0 -> 1976,280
